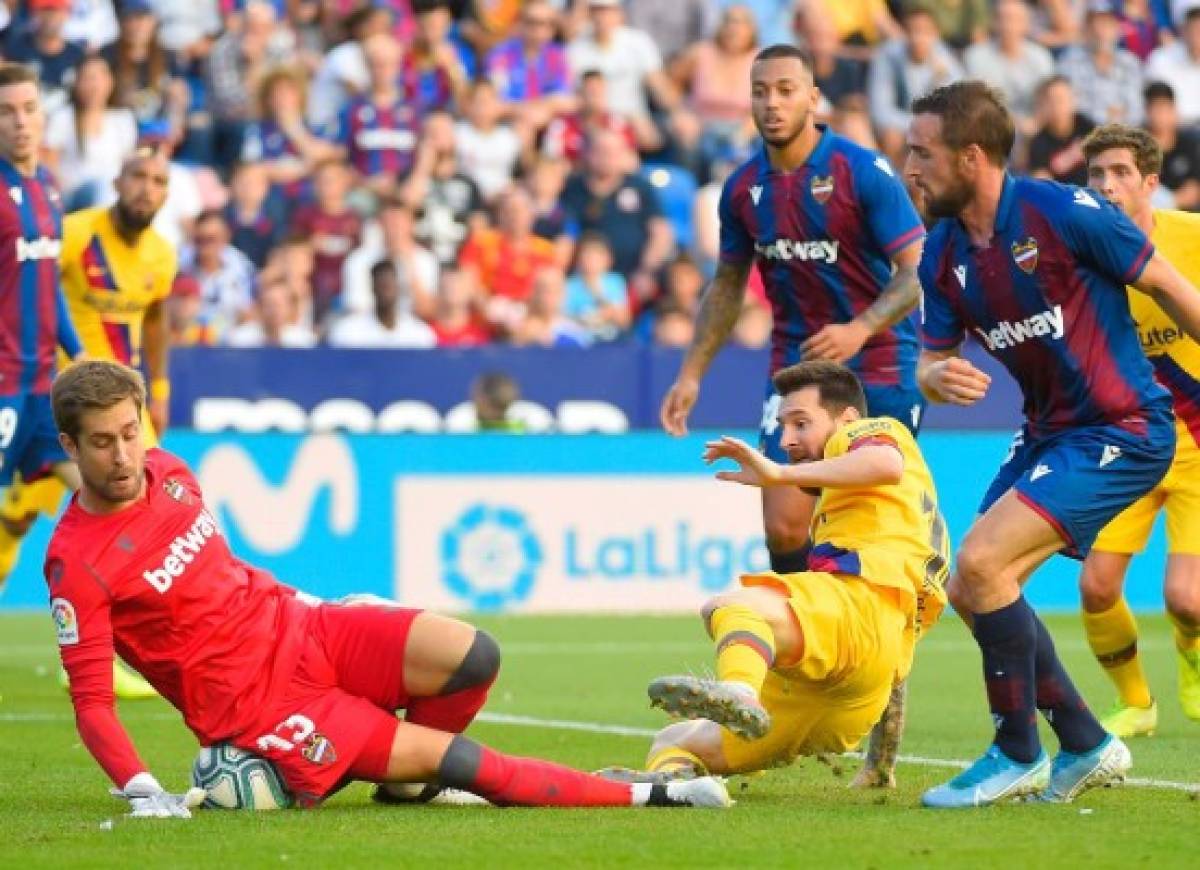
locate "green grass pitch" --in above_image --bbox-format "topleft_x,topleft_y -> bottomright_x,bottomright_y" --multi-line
2,611 -> 1198,868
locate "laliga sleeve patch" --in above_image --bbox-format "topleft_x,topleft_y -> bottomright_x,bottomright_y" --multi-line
50,597 -> 79,646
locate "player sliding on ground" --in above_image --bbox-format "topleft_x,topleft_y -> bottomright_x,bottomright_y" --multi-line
610,361 -> 947,786
45,360 -> 731,816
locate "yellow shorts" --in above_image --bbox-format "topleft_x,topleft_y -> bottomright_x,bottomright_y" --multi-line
719,570 -> 909,773
1093,436 -> 1200,555
0,414 -> 159,523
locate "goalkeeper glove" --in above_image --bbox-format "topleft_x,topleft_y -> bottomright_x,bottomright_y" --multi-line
111,772 -> 206,819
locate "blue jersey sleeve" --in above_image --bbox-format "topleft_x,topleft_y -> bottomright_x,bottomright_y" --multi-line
718,178 -> 754,264
55,283 -> 82,360
918,243 -> 964,351
1052,187 -> 1154,284
855,152 -> 925,258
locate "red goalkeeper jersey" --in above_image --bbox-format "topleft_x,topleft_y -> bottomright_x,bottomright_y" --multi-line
45,448 -> 312,786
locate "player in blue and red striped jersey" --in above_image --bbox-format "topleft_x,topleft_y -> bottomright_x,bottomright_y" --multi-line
908,81 -> 1200,808
659,44 -> 926,788
0,62 -> 84,594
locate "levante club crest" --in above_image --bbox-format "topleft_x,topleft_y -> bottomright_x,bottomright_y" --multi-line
811,175 -> 834,204
1011,237 -> 1039,274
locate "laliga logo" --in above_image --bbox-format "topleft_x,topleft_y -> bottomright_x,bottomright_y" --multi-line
441,504 -> 542,611
194,434 -> 358,553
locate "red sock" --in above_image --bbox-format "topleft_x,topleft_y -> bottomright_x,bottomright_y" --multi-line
440,737 -> 633,807
406,683 -> 490,733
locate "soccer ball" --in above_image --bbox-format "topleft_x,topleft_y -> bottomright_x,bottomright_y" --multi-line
191,744 -> 294,810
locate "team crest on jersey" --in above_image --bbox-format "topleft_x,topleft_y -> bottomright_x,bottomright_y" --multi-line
810,175 -> 834,204
1011,237 -> 1039,274
162,478 -> 191,504
8,186 -> 21,205
301,733 -> 338,765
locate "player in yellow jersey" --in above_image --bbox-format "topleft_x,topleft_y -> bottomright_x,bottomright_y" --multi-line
0,147 -> 173,699
1079,125 -> 1200,736
607,361 -> 948,785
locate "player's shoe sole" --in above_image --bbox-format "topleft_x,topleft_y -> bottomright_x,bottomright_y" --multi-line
1038,734 -> 1132,803
594,766 -> 699,784
647,675 -> 770,740
1099,699 -> 1157,738
645,776 -> 732,808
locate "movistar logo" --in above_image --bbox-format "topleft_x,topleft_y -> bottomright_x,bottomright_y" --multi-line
754,239 -> 839,263
974,305 -> 1064,351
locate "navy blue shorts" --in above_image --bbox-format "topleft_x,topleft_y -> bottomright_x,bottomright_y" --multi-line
758,379 -> 926,463
0,393 -> 67,487
979,404 -> 1176,559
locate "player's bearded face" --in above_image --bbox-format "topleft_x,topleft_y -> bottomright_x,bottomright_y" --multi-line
68,400 -> 147,509
778,390 -> 837,463
751,59 -> 816,148
905,113 -> 972,219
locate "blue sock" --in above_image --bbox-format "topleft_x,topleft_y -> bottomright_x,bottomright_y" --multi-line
769,543 -> 811,574
973,596 -> 1040,764
1033,615 -> 1107,754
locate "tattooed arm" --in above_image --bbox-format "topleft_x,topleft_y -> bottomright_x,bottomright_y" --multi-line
850,679 -> 907,789
660,259 -> 752,436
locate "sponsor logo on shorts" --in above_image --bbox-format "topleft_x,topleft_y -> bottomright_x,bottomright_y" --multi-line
301,733 -> 338,766
51,597 -> 78,646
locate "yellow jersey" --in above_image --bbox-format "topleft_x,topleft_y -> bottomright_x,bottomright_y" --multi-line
806,416 -> 949,638
1133,210 -> 1200,448
59,206 -> 176,367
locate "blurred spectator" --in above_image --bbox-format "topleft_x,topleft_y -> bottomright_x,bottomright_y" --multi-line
831,100 -> 880,150
909,0 -> 991,51
527,155 -> 574,263
560,128 -> 674,301
269,237 -> 316,324
307,4 -> 393,128
206,0 -> 295,169
224,273 -> 317,347
338,32 -> 421,197
485,0 -> 573,131
566,0 -> 680,124
512,267 -> 592,348
1144,81 -> 1200,210
626,0 -> 717,63
693,158 -> 733,271
670,4 -> 759,166
1120,0 -> 1166,60
565,231 -> 630,341
454,79 -> 524,202
150,0 -> 222,60
64,0 -> 120,51
964,0 -> 1056,137
242,66 -> 342,201
223,160 -> 287,268
44,54 -> 138,208
460,0 -> 524,57
430,267 -> 492,346
5,0 -> 87,116
1146,6 -> 1200,125
798,8 -> 868,118
179,209 -> 258,340
108,1 -> 189,142
470,371 -> 524,431
1028,0 -> 1083,54
542,70 -> 646,165
1028,74 -> 1096,185
805,0 -> 901,52
636,251 -> 704,340
1058,1 -> 1143,126
732,300 -> 772,349
460,185 -> 559,336
290,159 -> 363,326
867,5 -> 964,167
403,110 -> 487,266
342,195 -> 439,318
166,272 -> 217,346
406,0 -> 473,113
717,0 -> 797,48
327,260 -> 437,348
652,301 -> 695,347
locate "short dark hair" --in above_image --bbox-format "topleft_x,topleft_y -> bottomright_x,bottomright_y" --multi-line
753,43 -> 813,71
1082,123 -> 1163,178
370,259 -> 397,281
771,360 -> 867,417
1144,80 -> 1176,105
52,360 -> 146,442
0,62 -> 38,90
911,80 -> 1014,166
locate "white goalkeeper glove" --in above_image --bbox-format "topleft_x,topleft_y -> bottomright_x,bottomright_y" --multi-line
110,772 -> 206,819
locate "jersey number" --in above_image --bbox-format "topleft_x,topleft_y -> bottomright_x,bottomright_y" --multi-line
256,714 -> 316,754
0,407 -> 18,449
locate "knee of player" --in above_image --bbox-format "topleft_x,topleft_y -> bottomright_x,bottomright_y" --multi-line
1079,569 -> 1122,613
953,538 -> 1002,589
1165,584 -> 1200,624
945,574 -> 972,615
457,629 -> 501,687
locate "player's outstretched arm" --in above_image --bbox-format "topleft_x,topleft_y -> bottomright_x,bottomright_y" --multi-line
660,260 -> 752,436
917,348 -> 991,405
704,435 -> 904,490
850,679 -> 906,789
1132,252 -> 1200,345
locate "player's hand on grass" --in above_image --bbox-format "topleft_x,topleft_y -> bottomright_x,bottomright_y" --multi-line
925,357 -> 991,405
661,377 -> 700,436
848,764 -> 897,790
704,436 -> 784,487
800,322 -> 871,364
111,772 -> 206,819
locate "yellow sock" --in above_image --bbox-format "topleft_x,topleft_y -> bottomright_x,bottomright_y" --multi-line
1169,611 -> 1200,653
707,604 -> 776,695
1082,599 -> 1152,708
647,745 -> 709,777
0,521 -> 23,588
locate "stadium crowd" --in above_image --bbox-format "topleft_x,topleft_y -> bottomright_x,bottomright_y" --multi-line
9,0 -> 1200,350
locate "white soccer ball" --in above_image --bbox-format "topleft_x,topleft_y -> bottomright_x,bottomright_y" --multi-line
191,744 -> 293,810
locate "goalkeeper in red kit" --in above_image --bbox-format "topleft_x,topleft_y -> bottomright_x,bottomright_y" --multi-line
45,360 -> 730,816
